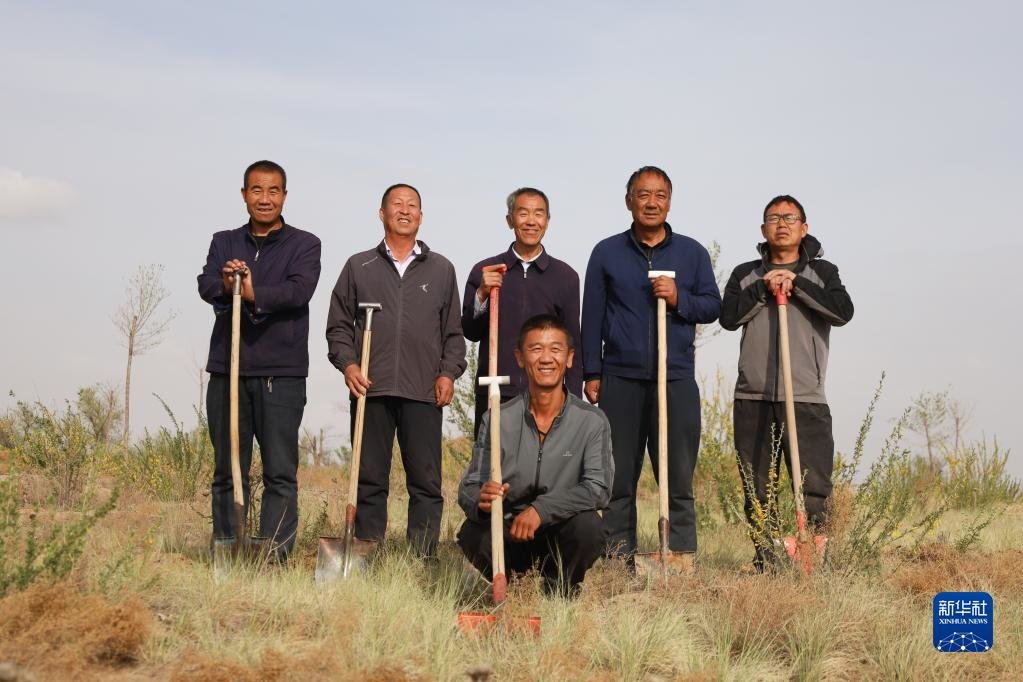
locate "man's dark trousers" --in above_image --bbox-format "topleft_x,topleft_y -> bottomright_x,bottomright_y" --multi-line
355,396 -> 443,556
733,398 -> 834,533
457,511 -> 607,595
599,374 -> 701,557
208,374 -> 304,556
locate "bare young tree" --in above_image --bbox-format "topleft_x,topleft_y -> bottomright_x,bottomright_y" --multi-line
907,388 -> 951,467
112,264 -> 177,444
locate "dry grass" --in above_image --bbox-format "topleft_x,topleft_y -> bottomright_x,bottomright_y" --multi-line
1,463 -> 1021,681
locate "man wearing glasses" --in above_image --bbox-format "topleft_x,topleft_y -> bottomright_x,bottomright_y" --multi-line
719,195 -> 854,572
581,166 -> 721,567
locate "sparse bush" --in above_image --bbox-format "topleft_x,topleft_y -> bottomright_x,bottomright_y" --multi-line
942,438 -> 1020,508
446,341 -> 479,439
826,376 -> 947,571
0,474 -> 117,596
11,399 -> 104,509
117,396 -> 212,502
695,372 -> 744,528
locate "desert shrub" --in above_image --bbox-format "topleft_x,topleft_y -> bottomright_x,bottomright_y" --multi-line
447,341 -> 479,440
0,474 -> 118,596
118,396 -> 213,502
695,372 -> 745,528
826,376 -> 946,571
942,438 -> 1020,508
10,399 -> 104,509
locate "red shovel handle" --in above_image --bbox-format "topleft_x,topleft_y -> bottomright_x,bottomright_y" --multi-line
775,290 -> 789,306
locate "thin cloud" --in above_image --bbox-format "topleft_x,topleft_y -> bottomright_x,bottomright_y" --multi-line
0,167 -> 74,221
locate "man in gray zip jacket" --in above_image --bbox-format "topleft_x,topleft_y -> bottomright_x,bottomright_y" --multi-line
326,183 -> 466,557
720,195 -> 853,571
458,314 -> 613,596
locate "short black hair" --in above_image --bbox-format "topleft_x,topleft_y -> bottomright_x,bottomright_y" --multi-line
381,183 -> 422,209
243,160 -> 287,191
506,187 -> 550,216
626,166 -> 672,195
763,195 -> 806,223
517,314 -> 574,351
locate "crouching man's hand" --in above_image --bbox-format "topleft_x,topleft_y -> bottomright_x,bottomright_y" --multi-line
509,506 -> 541,542
477,481 -> 509,514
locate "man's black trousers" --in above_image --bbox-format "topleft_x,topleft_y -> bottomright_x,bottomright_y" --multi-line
354,396 -> 443,556
599,374 -> 701,556
457,511 -> 607,595
733,398 -> 834,536
208,374 -> 304,556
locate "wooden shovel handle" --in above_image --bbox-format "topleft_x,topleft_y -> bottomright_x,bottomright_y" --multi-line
230,273 -> 244,516
775,289 -> 807,523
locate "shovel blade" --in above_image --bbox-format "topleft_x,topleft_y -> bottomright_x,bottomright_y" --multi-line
782,535 -> 827,574
456,612 -> 541,638
634,550 -> 695,578
315,536 -> 376,584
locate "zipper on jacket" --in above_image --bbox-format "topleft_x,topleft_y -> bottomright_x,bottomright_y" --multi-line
267,377 -> 273,393
533,443 -> 544,491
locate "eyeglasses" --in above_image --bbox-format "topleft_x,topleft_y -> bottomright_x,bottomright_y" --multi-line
764,214 -> 804,225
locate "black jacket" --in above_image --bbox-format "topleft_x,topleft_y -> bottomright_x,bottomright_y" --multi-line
198,221 -> 322,377
326,240 -> 467,402
460,245 -> 582,398
720,234 -> 853,403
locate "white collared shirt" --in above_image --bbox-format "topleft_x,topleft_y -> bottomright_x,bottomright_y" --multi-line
385,240 -> 421,278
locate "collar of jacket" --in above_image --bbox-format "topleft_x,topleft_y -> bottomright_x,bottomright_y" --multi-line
500,243 -> 550,272
756,233 -> 823,271
627,222 -> 674,255
375,238 -> 431,261
242,219 -> 292,245
518,387 -> 570,433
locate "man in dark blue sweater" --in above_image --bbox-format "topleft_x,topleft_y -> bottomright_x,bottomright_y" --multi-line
197,160 -> 321,559
581,166 -> 721,564
461,187 -> 581,437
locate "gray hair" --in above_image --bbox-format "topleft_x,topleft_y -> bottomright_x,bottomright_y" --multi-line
505,187 -> 550,216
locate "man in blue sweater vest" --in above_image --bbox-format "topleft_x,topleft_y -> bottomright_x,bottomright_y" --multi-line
581,166 -> 721,564
461,187 -> 582,437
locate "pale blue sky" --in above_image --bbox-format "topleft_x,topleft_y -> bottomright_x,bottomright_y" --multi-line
2,1 -> 1020,475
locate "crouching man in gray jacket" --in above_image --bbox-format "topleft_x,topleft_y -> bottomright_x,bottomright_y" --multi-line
457,314 -> 614,597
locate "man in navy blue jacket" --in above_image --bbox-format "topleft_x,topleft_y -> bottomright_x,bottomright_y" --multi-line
461,187 -> 582,437
581,166 -> 721,564
197,160 -> 321,558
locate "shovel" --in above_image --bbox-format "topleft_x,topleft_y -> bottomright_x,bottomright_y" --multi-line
316,302 -> 382,583
775,289 -> 827,574
457,283 -> 540,636
635,271 -> 694,578
213,268 -> 269,571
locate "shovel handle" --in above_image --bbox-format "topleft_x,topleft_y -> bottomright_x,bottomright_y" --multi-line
229,269 -> 246,522
775,288 -> 806,520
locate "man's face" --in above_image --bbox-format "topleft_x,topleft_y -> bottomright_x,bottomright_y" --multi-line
506,193 -> 549,250
241,170 -> 287,227
515,327 -> 574,391
761,201 -> 808,251
625,172 -> 672,229
379,186 -> 423,239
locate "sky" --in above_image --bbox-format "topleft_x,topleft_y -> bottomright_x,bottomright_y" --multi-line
2,1 -> 1020,477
